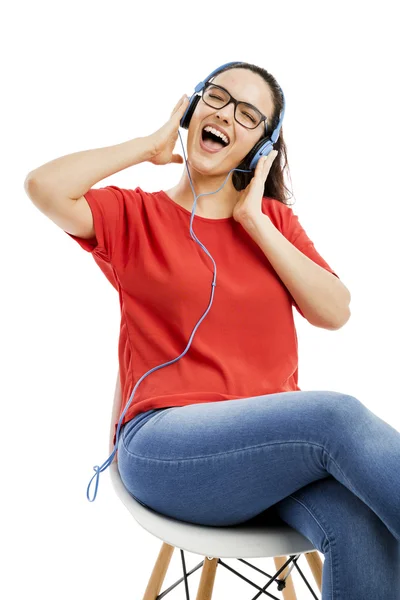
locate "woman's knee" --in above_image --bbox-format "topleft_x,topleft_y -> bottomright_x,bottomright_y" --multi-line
307,391 -> 363,426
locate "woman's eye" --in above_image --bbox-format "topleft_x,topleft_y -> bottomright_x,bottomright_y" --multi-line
244,112 -> 256,122
210,94 -> 223,101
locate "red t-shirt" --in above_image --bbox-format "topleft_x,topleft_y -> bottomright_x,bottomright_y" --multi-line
65,186 -> 339,446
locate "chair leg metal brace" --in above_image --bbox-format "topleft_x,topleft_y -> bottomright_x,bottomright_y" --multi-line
142,542 -> 323,600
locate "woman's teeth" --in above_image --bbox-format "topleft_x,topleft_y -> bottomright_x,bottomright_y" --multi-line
200,126 -> 230,153
203,125 -> 229,145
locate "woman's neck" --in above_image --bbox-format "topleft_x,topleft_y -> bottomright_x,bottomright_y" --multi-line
165,169 -> 240,219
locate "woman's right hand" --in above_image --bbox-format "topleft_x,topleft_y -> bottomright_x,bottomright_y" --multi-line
146,95 -> 190,166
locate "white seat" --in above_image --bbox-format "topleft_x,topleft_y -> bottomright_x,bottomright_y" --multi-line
108,369 -> 323,599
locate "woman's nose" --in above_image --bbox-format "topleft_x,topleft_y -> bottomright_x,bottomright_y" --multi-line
214,101 -> 235,124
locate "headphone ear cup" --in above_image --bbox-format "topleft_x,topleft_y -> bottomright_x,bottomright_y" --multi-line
180,95 -> 201,130
244,139 -> 274,170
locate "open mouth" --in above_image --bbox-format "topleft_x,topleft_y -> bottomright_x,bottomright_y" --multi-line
200,126 -> 230,153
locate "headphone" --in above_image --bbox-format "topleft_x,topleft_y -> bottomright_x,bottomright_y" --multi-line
86,62 -> 287,502
179,61 -> 286,170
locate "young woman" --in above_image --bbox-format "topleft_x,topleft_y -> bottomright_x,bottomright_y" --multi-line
25,61 -> 400,598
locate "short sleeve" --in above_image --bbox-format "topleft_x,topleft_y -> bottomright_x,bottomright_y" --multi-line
282,204 -> 340,317
65,185 -> 124,263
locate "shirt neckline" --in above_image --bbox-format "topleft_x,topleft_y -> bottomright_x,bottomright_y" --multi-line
157,190 -> 235,223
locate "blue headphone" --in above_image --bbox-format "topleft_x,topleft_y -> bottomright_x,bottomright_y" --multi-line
179,61 -> 286,170
86,62 -> 287,502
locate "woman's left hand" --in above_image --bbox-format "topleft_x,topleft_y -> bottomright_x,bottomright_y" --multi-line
232,150 -> 279,226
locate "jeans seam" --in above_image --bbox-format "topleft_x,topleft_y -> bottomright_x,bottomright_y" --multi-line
287,495 -> 336,600
121,438 -> 329,461
121,438 -> 350,495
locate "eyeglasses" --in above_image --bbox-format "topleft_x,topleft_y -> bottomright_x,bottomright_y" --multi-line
201,82 -> 268,131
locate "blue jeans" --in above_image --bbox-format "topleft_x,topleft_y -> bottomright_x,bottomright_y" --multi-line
117,390 -> 400,598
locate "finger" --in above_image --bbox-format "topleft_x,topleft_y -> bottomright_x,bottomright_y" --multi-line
249,158 -> 265,188
171,95 -> 189,118
262,151 -> 277,174
170,96 -> 183,118
174,96 -> 190,120
256,155 -> 268,178
173,94 -> 186,111
254,155 -> 271,183
270,150 -> 278,162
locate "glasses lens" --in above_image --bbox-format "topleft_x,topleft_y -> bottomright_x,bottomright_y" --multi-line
203,85 -> 262,129
203,84 -> 229,108
236,103 -> 262,128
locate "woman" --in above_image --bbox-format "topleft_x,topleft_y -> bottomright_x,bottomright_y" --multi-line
26,61 -> 400,597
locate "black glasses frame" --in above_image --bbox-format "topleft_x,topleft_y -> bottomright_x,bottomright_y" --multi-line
201,82 -> 268,130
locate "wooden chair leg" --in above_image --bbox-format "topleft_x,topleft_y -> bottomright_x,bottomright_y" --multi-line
305,551 -> 323,592
142,542 -> 175,600
196,557 -> 219,600
273,556 -> 297,600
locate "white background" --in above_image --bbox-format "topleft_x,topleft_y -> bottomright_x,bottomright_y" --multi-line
2,1 -> 399,598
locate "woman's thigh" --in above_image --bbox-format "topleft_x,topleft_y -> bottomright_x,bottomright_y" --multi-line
117,390 -> 355,525
272,477 -> 400,599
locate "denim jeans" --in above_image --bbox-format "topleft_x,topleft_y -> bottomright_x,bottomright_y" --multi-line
117,390 -> 400,599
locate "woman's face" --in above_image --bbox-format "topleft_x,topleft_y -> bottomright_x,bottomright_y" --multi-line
186,68 -> 275,177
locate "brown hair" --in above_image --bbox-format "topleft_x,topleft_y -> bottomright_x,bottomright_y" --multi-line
210,62 -> 294,207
